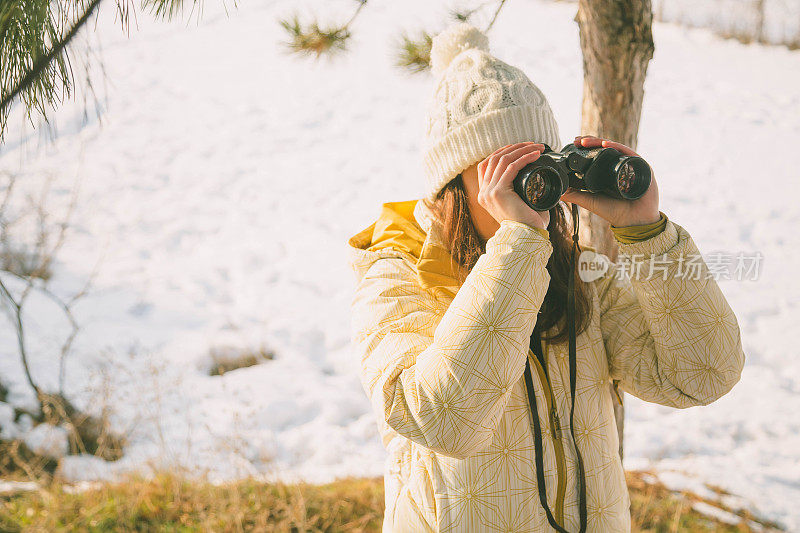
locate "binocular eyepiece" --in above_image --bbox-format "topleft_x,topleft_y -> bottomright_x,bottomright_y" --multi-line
513,143 -> 652,211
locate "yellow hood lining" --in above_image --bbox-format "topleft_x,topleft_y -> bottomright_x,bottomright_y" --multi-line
348,200 -> 460,292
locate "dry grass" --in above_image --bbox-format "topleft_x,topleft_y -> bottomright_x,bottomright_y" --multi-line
0,247 -> 52,280
0,470 -> 783,532
627,471 -> 782,532
0,474 -> 383,532
207,346 -> 274,377
0,392 -> 125,483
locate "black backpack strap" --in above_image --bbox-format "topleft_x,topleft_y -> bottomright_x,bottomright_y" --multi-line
524,332 -> 569,533
522,202 -> 587,533
567,202 -> 588,533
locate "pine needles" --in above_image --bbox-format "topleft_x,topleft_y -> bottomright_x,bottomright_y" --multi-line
279,16 -> 353,58
0,0 -> 96,140
278,0 -> 366,58
396,31 -> 434,73
393,0 -> 508,73
0,0 -> 211,144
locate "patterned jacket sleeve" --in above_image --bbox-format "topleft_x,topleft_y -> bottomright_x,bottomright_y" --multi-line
594,219 -> 746,408
351,221 -> 553,459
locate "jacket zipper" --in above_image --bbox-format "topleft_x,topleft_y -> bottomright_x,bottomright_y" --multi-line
528,340 -> 567,527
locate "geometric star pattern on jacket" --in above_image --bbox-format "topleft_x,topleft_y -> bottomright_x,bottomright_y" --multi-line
348,200 -> 745,532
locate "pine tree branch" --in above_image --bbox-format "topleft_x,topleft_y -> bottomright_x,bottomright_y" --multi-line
0,0 -> 103,119
485,0 -> 508,32
343,0 -> 367,29
0,276 -> 42,400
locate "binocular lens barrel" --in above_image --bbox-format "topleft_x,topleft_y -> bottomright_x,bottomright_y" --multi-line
525,171 -> 546,204
516,167 -> 562,211
613,156 -> 651,199
513,143 -> 651,211
617,162 -> 637,194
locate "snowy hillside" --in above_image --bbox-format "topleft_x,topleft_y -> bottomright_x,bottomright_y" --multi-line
1,0 -> 798,529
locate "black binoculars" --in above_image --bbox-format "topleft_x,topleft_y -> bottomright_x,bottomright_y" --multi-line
513,143 -> 652,211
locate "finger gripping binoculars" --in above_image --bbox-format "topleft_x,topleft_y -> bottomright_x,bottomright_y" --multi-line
513,143 -> 652,211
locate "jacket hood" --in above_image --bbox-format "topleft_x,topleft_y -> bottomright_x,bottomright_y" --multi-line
348,200 -> 460,294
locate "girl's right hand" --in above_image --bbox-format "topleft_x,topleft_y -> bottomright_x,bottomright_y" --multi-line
476,142 -> 550,230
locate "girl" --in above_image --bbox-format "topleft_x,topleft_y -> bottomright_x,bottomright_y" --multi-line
348,23 -> 745,533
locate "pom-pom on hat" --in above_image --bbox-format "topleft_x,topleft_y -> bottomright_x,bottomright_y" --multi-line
430,23 -> 489,74
422,22 -> 562,200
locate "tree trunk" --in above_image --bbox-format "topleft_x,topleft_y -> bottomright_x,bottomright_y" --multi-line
754,0 -> 766,44
574,0 -> 655,462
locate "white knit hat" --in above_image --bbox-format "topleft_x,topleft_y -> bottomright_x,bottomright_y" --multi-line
422,23 -> 562,200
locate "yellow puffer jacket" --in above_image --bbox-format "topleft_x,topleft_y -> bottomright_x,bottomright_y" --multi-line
348,200 -> 745,532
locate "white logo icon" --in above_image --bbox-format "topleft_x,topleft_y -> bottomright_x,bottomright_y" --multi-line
578,250 -> 610,282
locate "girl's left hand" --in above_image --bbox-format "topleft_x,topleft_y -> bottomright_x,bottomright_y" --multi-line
561,135 -> 661,227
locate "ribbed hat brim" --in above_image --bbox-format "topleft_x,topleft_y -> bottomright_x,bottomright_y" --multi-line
423,105 -> 562,200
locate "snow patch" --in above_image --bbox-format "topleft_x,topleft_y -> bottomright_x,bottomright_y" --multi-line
22,424 -> 69,459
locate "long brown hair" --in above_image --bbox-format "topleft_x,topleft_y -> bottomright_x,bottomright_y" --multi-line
426,174 -> 592,344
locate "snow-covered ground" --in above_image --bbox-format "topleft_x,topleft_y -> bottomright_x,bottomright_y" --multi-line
1,0 -> 798,529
